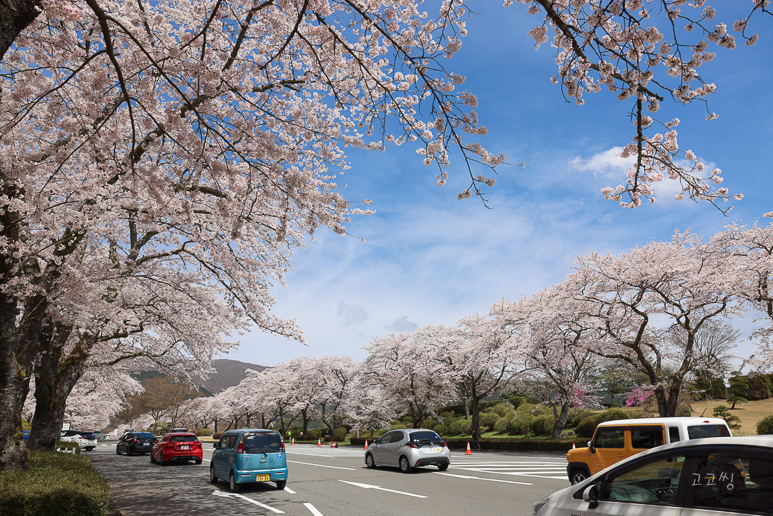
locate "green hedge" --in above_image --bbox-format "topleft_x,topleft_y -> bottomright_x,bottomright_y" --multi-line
351,437 -> 576,452
0,450 -> 110,516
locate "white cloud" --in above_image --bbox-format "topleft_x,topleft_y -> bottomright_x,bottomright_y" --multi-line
385,316 -> 419,333
569,147 -> 634,179
337,301 -> 369,326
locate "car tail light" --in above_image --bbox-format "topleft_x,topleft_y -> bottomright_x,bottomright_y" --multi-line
152,439 -> 158,445
408,442 -> 419,448
132,439 -> 138,444
236,443 -> 243,454
280,441 -> 285,452
443,441 -> 448,448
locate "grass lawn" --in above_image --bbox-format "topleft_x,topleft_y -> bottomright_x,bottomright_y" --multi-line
690,397 -> 773,435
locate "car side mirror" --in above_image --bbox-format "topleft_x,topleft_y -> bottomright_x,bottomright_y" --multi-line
588,441 -> 596,453
583,484 -> 599,509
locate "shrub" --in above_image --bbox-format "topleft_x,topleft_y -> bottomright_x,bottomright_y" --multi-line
757,415 -> 773,435
0,450 -> 110,516
390,423 -> 407,430
713,405 -> 741,432
335,427 -> 347,440
480,412 -> 500,432
212,432 -> 223,441
433,424 -> 448,437
531,415 -> 555,436
423,419 -> 438,430
447,420 -> 466,436
575,408 -> 634,438
493,418 -> 509,434
308,429 -> 322,440
676,403 -> 692,418
747,374 -> 772,400
439,412 -> 453,420
728,374 -> 750,399
401,416 -> 413,424
490,403 -> 511,417
567,408 -> 595,428
196,428 -> 212,436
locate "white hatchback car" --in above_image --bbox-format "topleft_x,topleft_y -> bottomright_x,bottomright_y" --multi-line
534,435 -> 773,516
365,429 -> 450,472
60,430 -> 98,451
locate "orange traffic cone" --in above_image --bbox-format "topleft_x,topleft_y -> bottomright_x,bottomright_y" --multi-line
291,438 -> 295,445
317,439 -> 321,447
364,440 -> 368,450
572,443 -> 576,449
466,442 -> 472,455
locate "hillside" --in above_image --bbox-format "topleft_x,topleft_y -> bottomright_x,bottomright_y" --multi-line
690,397 -> 773,436
203,359 -> 268,394
130,358 -> 267,395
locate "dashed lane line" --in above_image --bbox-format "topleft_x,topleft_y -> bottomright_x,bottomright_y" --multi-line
211,489 -> 284,513
304,503 -> 324,516
284,487 -> 296,494
286,460 -> 356,471
436,472 -> 533,486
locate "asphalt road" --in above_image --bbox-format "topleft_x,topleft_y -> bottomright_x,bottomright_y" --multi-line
87,441 -> 572,516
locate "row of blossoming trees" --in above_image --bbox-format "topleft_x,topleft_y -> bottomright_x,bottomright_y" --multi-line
128,221 -> 773,441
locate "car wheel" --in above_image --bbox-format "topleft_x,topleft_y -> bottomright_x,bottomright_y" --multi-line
150,453 -> 156,463
437,463 -> 449,471
209,465 -> 218,484
276,480 -> 286,490
365,453 -> 376,469
115,447 -> 121,455
126,449 -> 133,456
160,454 -> 167,466
85,447 -> 94,451
399,456 -> 412,473
569,467 -> 589,485
229,472 -> 240,493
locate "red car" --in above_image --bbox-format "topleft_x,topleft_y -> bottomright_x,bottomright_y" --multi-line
150,432 -> 203,465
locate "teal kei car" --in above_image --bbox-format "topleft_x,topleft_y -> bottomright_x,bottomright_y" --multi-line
210,429 -> 288,492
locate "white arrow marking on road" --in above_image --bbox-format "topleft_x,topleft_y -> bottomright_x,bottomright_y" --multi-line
304,503 -> 324,515
287,460 -> 355,471
211,490 -> 285,513
436,472 -> 533,486
338,480 -> 427,498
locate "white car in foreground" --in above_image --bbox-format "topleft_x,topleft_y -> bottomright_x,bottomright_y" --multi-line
534,435 -> 773,516
60,430 -> 98,451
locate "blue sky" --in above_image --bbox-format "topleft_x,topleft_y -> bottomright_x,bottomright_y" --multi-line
228,2 -> 773,368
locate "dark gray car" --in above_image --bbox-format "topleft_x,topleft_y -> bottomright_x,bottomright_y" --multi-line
365,429 -> 450,473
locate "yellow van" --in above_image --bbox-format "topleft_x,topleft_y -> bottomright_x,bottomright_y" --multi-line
565,417 -> 732,484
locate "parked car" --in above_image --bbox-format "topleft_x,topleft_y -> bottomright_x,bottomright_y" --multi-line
534,435 -> 773,516
116,431 -> 157,455
364,429 -> 450,473
89,431 -> 105,441
60,430 -> 98,451
151,432 -> 203,465
210,429 -> 287,492
566,417 -> 732,484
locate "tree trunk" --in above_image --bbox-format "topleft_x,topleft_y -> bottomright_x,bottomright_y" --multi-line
470,396 -> 480,439
29,325 -> 88,451
551,401 -> 571,440
0,0 -> 42,63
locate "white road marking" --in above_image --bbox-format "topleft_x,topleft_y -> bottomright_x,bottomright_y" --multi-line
304,503 -> 324,516
437,472 -> 533,485
284,487 -> 296,494
211,490 -> 284,513
287,460 -> 356,471
338,480 -> 427,498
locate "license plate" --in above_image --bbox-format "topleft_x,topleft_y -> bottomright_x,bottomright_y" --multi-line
257,474 -> 270,481
181,445 -> 189,450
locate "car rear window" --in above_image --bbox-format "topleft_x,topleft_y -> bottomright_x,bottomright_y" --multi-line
169,435 -> 199,443
409,431 -> 443,444
687,424 -> 731,439
135,432 -> 155,439
242,432 -> 282,453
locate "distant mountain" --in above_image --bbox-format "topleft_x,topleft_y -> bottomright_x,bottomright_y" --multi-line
203,359 -> 268,394
130,359 -> 267,395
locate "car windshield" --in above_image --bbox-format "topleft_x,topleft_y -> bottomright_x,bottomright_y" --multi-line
169,435 -> 198,443
409,431 -> 443,444
242,432 -> 282,453
687,425 -> 731,439
135,432 -> 156,439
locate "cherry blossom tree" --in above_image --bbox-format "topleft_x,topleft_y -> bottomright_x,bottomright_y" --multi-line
364,329 -> 456,429
498,287 -> 600,439
0,0 -> 501,471
315,356 -> 359,434
712,220 -> 773,370
514,0 -> 771,210
567,231 -> 738,417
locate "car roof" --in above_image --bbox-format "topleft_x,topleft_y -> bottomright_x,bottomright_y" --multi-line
166,432 -> 197,436
598,417 -> 728,426
223,429 -> 278,433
